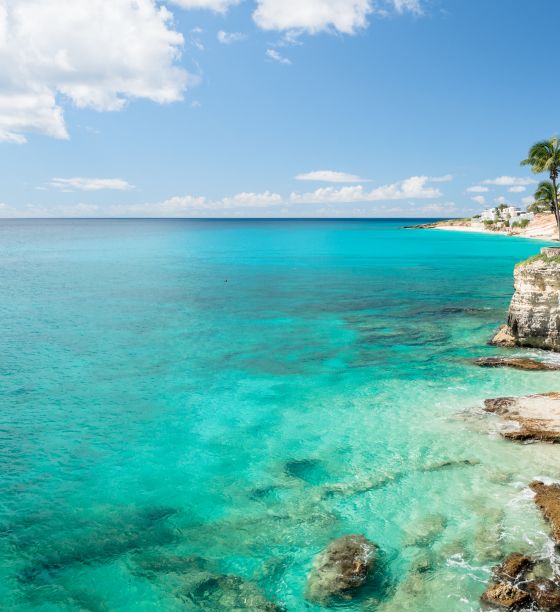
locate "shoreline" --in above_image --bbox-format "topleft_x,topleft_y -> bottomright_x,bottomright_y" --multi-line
408,213 -> 558,242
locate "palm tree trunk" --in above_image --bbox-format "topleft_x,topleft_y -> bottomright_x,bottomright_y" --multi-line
552,175 -> 560,241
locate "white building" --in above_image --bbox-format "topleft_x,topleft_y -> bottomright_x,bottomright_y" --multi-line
480,208 -> 498,221
504,206 -> 521,219
509,211 -> 534,226
477,206 -> 534,226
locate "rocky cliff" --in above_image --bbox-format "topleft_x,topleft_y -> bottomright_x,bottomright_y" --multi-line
492,247 -> 560,351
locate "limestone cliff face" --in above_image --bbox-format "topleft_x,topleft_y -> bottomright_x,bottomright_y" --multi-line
493,248 -> 560,351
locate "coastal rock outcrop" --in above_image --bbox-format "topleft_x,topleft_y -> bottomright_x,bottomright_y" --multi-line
483,393 -> 560,442
491,248 -> 560,351
530,481 -> 560,544
481,553 -> 560,610
491,325 -> 517,347
481,582 -> 531,609
492,553 -> 533,583
474,356 -> 560,370
305,534 -> 377,604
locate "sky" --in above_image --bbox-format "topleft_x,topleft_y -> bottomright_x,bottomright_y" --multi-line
0,0 -> 558,218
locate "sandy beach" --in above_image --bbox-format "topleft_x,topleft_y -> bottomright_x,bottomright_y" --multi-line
419,213 -> 558,241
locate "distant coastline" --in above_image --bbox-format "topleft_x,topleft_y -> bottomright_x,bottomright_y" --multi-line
406,212 -> 558,241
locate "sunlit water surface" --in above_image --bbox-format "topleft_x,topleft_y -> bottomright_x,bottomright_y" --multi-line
1,219 -> 560,611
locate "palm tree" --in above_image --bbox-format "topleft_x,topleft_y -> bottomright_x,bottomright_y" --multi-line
528,180 -> 556,214
521,137 -> 560,239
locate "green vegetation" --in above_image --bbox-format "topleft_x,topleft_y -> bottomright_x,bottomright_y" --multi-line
482,220 -> 495,227
516,252 -> 560,267
522,137 -> 560,239
511,219 -> 530,229
527,180 -> 556,215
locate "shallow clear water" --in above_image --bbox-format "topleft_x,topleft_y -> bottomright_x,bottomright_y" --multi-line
1,218 -> 560,611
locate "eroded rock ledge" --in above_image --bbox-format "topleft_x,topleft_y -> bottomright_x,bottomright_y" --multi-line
530,481 -> 560,544
483,393 -> 560,442
492,247 -> 560,351
474,357 -> 560,371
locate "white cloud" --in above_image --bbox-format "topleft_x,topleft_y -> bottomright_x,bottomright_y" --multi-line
482,176 -> 536,187
289,175 -> 444,203
126,190 -> 284,215
522,196 -> 533,207
217,30 -> 247,44
169,0 -> 241,12
266,49 -> 291,64
471,195 -> 485,205
0,0 -> 190,143
428,174 -> 453,183
508,185 -> 526,193
393,0 -> 422,13
254,0 -> 372,34
253,0 -> 421,34
494,196 -> 508,205
295,170 -> 370,183
466,185 -> 488,193
49,177 -> 135,192
419,202 -> 456,214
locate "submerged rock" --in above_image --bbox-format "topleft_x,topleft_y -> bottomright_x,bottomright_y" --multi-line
305,534 -> 377,604
133,554 -> 210,576
403,514 -> 447,547
181,574 -> 282,611
474,356 -> 560,370
284,458 -> 327,484
18,506 -> 178,584
530,481 -> 560,544
483,394 -> 560,442
474,512 -> 505,563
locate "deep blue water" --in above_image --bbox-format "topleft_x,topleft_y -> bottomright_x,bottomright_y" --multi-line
1,218 -> 560,611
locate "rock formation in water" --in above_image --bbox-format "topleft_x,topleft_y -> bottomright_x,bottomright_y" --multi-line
481,552 -> 560,610
474,356 -> 560,370
492,247 -> 560,351
483,393 -> 560,442
305,534 -> 377,604
530,481 -> 560,544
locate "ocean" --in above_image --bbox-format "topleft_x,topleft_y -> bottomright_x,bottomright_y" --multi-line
1,218 -> 560,610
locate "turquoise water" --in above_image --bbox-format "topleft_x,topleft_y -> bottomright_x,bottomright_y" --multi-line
2,218 -> 560,611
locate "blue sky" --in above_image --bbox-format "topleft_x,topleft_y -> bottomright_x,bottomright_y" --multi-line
0,0 -> 558,218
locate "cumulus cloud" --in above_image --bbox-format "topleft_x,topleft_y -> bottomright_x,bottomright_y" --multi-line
168,0 -> 241,12
483,176 -> 536,187
254,0 -> 372,34
266,49 -> 291,64
289,175 -> 444,203
494,196 -> 508,205
217,30 -> 247,44
471,195 -> 485,205
49,177 -> 135,192
466,185 -> 488,193
253,0 -> 420,35
508,186 -> 526,193
295,170 -> 370,183
0,0 -> 190,143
